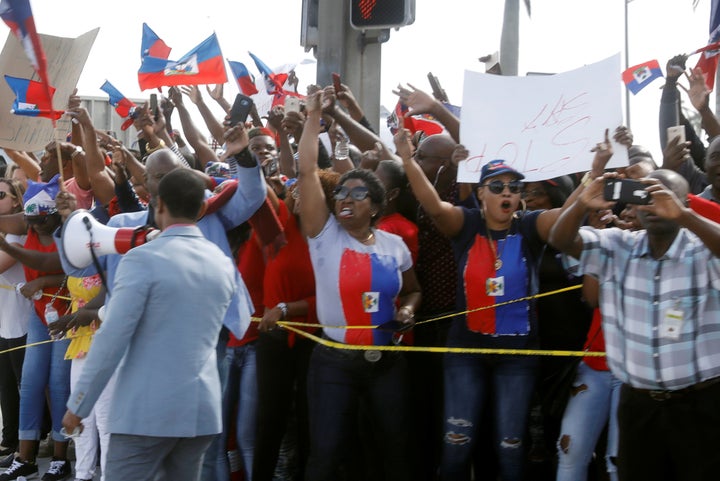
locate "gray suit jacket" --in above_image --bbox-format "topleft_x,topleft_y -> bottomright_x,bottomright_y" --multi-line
67,225 -> 236,437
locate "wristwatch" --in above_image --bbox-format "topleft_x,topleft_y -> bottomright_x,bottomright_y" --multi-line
71,146 -> 85,159
276,302 -> 288,320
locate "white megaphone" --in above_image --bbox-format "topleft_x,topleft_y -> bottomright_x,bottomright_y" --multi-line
60,210 -> 159,269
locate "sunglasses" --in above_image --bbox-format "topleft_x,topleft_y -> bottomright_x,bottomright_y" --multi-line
483,180 -> 524,195
333,185 -> 369,201
0,191 -> 15,200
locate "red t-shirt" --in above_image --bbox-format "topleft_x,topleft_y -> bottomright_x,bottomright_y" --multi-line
583,308 -> 608,371
377,212 -> 419,265
262,201 -> 318,345
23,229 -> 70,324
227,231 -> 265,347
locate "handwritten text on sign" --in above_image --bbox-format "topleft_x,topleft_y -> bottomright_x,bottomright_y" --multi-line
458,54 -> 627,183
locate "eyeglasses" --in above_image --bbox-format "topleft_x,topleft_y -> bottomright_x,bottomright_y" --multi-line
0,191 -> 15,200
333,185 -> 369,201
483,180 -> 524,195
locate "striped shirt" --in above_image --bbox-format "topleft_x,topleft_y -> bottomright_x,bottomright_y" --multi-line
577,226 -> 720,390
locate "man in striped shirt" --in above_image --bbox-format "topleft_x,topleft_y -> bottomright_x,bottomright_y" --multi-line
549,169 -> 720,481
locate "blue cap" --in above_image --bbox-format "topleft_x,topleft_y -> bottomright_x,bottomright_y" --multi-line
479,160 -> 525,184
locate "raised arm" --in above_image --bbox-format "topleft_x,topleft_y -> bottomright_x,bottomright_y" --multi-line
3,148 -> 40,181
267,105 -> 296,178
395,128 -> 463,237
171,86 -> 219,169
296,91 -> 331,238
394,83 -> 460,143
179,85 -> 225,146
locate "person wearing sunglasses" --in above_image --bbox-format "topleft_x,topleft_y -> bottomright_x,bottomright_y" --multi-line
296,90 -> 421,481
396,128 -> 613,481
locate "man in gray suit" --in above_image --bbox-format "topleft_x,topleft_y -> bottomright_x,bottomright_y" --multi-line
62,169 -> 237,481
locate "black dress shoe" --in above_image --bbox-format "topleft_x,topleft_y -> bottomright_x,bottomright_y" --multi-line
0,452 -> 15,468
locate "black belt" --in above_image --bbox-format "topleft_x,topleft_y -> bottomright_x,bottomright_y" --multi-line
630,376 -> 720,401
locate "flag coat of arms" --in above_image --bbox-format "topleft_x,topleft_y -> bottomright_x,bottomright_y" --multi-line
138,33 -> 226,90
622,60 -> 663,95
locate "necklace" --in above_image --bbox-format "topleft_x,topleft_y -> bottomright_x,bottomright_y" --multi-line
355,230 -> 374,243
487,225 -> 511,270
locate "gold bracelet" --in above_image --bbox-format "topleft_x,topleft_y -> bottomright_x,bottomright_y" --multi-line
145,139 -> 166,154
581,171 -> 594,188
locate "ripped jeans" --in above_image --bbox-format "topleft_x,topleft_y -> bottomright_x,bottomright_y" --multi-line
440,353 -> 537,481
556,362 -> 621,481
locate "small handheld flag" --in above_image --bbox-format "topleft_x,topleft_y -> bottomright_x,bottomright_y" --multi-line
100,80 -> 137,130
4,75 -> 61,120
228,60 -> 259,96
141,23 -> 171,59
621,60 -> 663,95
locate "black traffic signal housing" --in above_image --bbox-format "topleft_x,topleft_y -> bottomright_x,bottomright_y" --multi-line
349,0 -> 415,29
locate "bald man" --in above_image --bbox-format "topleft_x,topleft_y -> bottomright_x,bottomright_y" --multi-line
550,169 -> 720,481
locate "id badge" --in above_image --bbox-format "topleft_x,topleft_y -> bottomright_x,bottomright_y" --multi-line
660,308 -> 683,340
485,276 -> 505,297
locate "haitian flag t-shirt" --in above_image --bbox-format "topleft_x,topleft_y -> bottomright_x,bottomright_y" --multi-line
309,216 -> 412,345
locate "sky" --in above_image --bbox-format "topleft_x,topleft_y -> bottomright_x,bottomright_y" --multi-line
1,0 -> 714,159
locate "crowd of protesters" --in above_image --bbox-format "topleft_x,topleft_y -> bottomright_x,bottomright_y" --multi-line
0,51 -> 717,481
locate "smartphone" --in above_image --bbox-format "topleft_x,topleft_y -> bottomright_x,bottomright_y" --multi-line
149,94 -> 158,119
666,125 -> 686,146
603,179 -> 651,205
284,96 -> 301,114
229,94 -> 254,126
332,72 -> 342,93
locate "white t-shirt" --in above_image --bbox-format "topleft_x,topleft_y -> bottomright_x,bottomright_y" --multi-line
0,234 -> 32,339
308,216 -> 412,345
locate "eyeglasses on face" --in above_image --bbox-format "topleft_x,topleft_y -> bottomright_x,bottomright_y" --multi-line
0,191 -> 15,200
483,180 -> 524,195
333,185 -> 370,201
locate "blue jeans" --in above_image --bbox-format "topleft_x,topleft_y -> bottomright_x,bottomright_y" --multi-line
223,342 -> 258,480
440,353 -> 537,481
556,363 -> 621,481
305,344 -> 411,481
19,310 -> 71,442
201,336 -> 230,481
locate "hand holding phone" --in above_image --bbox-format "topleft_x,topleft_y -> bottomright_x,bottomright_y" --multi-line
603,179 -> 651,205
284,96 -> 301,114
229,94 -> 254,127
666,125 -> 686,146
150,94 -> 158,119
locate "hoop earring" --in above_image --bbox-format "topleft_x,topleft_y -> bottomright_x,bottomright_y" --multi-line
513,199 -> 527,219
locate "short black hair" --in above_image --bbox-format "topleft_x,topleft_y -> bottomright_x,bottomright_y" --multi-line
158,169 -> 206,219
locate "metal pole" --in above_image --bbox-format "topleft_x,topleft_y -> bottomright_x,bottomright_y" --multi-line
625,0 -> 631,128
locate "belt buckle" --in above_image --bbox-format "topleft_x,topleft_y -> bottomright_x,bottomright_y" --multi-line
364,350 -> 382,362
648,390 -> 672,401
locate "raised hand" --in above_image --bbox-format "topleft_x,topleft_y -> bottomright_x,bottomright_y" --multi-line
179,85 -> 202,105
662,135 -> 691,171
267,105 -> 285,132
636,179 -> 685,220
393,128 -> 414,162
681,67 -> 711,112
206,83 -> 224,102
589,129 -> 614,175
393,83 -> 436,116
450,144 -> 470,168
613,126 -> 633,149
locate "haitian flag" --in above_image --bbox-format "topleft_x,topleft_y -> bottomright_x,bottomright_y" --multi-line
100,80 -> 137,130
0,0 -> 54,118
248,51 -> 288,95
140,23 -> 171,59
138,33 -> 227,90
228,60 -> 258,96
621,59 -> 663,95
4,75 -> 61,120
694,40 -> 720,91
387,100 -> 444,136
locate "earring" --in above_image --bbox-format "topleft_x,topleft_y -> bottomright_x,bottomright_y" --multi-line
513,199 -> 527,219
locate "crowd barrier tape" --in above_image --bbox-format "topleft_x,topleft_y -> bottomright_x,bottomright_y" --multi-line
0,284 -> 605,358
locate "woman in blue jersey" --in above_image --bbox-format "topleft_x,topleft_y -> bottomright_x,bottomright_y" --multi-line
396,128 -> 612,481
297,90 -> 422,480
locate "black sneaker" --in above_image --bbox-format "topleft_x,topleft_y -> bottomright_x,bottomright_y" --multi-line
40,458 -> 70,481
0,456 -> 38,480
0,453 -> 14,469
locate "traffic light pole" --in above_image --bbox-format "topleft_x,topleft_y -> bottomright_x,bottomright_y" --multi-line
316,0 -> 383,132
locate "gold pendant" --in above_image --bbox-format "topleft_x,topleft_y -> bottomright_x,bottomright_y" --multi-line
494,259 -> 503,270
